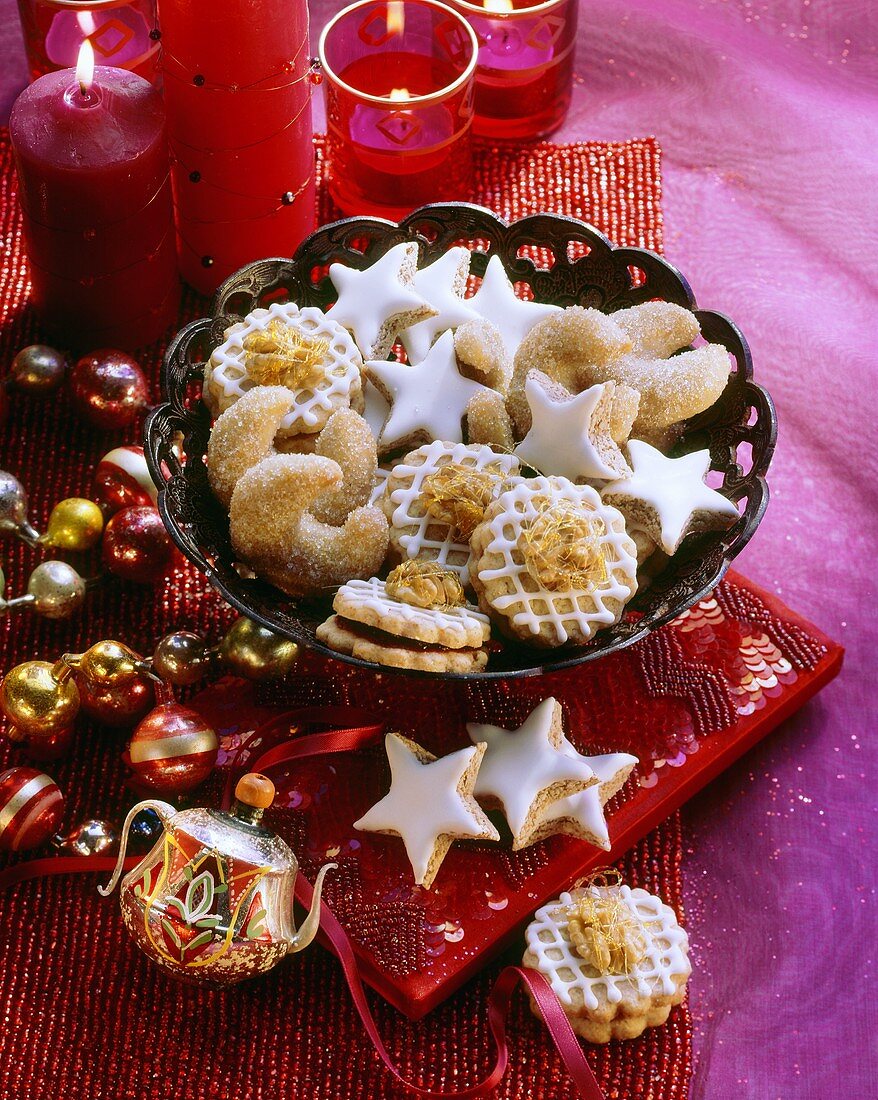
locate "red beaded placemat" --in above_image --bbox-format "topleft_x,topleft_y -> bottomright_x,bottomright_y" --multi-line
0,132 -> 840,1099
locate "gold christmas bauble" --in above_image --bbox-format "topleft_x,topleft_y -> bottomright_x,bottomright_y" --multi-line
63,640 -> 146,687
40,498 -> 104,551
218,618 -> 299,681
152,631 -> 213,686
0,661 -> 80,738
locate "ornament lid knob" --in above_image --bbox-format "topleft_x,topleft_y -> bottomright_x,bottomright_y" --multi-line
234,773 -> 275,813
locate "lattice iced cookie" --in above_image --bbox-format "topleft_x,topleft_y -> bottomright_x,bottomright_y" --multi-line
382,441 -> 520,587
469,477 -> 637,647
204,302 -> 363,438
332,575 -> 490,649
522,881 -> 691,1043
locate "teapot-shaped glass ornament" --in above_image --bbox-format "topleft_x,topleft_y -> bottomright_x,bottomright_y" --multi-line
99,773 -> 334,987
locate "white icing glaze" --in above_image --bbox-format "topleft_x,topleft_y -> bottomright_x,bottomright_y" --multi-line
469,254 -> 561,358
525,886 -> 691,1011
475,476 -> 637,644
362,377 -> 391,439
366,330 -> 490,450
515,377 -> 625,481
328,241 -> 434,358
466,698 -> 596,839
529,751 -> 639,849
386,441 -> 520,586
368,466 -> 392,507
334,576 -> 489,646
601,440 -> 739,555
400,247 -> 479,364
354,733 -> 499,886
207,302 -> 361,434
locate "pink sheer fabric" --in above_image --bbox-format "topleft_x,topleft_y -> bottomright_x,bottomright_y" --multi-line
1,0 -> 876,1094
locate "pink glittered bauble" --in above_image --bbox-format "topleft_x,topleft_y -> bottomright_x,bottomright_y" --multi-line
94,445 -> 157,514
69,350 -> 150,430
0,767 -> 65,852
126,701 -> 218,794
102,505 -> 176,584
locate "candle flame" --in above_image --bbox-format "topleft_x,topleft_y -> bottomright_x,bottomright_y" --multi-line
389,87 -> 410,101
76,39 -> 95,93
387,1 -> 405,35
484,0 -> 514,10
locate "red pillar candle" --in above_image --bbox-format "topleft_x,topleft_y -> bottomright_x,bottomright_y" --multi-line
319,0 -> 478,220
9,44 -> 178,349
447,0 -> 577,139
157,0 -> 318,294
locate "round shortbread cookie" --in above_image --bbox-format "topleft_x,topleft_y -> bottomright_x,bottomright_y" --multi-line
382,441 -> 520,587
316,615 -> 488,673
469,476 -> 638,648
204,302 -> 364,437
522,885 -> 691,1044
332,577 -> 491,649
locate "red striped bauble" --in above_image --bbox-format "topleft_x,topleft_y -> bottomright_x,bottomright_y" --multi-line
126,701 -> 218,795
0,767 -> 65,852
93,446 -> 158,514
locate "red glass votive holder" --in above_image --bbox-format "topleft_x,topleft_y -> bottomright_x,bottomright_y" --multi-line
319,0 -> 478,220
16,0 -> 160,83
447,0 -> 577,139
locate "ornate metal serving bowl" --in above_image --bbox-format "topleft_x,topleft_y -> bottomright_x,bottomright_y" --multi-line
144,203 -> 776,680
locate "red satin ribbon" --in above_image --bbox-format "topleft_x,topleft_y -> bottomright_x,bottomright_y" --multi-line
0,706 -> 605,1100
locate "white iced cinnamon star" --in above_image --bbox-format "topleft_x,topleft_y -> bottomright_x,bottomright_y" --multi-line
601,440 -> 739,555
469,255 -> 561,359
354,733 -> 499,888
515,371 -> 632,482
399,247 -> 478,364
328,242 -> 436,360
466,697 -> 599,849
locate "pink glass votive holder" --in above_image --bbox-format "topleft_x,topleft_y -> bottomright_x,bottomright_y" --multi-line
447,0 -> 577,139
16,0 -> 160,83
319,0 -> 478,219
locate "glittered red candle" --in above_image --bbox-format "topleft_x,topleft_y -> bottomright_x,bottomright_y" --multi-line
9,43 -> 178,349
448,0 -> 577,139
319,0 -> 477,220
157,0 -> 318,294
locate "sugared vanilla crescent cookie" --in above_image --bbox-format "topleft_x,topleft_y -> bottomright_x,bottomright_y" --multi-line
522,878 -> 691,1043
204,302 -> 364,438
382,441 -> 520,587
469,477 -> 637,647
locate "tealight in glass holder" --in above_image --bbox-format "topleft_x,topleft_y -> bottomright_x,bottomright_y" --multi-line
16,0 -> 160,83
447,0 -> 577,139
319,0 -> 478,219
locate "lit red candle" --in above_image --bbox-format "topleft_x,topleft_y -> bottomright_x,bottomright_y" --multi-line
157,0 -> 318,294
448,0 -> 577,139
9,42 -> 178,349
320,0 -> 478,219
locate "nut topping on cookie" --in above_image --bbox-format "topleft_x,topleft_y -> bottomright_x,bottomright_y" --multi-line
521,498 -> 609,593
242,320 -> 330,390
385,560 -> 465,610
421,461 -> 503,540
